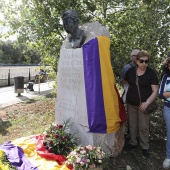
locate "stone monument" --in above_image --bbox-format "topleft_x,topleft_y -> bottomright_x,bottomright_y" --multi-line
55,9 -> 126,157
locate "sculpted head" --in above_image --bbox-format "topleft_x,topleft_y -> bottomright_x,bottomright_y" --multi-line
62,9 -> 79,34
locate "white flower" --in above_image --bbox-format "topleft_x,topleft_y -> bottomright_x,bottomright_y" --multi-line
70,151 -> 77,155
43,131 -> 47,135
86,159 -> 90,163
97,148 -> 101,152
86,145 -> 93,150
102,151 -> 105,155
77,147 -> 81,151
67,159 -> 72,163
80,161 -> 85,166
76,157 -> 81,163
98,160 -> 102,163
52,122 -> 56,126
97,155 -> 102,159
80,150 -> 86,154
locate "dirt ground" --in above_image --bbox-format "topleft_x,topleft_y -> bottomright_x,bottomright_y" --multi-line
108,138 -> 166,170
0,97 -> 167,170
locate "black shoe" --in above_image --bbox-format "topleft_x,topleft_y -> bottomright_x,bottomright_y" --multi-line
142,149 -> 150,158
125,144 -> 137,150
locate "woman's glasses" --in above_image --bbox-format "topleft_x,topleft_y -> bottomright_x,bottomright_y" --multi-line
139,59 -> 149,63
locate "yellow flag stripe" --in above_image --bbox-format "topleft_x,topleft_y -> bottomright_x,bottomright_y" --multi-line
98,36 -> 121,133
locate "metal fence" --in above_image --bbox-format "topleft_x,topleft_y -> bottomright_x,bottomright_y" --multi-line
0,66 -> 41,87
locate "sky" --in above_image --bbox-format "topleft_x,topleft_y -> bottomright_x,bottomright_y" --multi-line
0,26 -> 17,41
0,11 -> 17,41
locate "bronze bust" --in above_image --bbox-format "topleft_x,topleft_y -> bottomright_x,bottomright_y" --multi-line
62,9 -> 86,48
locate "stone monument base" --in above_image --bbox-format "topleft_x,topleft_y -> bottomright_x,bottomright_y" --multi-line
56,47 -> 125,156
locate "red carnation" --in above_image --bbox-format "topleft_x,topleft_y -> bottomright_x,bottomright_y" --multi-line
43,141 -> 47,146
54,134 -> 59,138
45,134 -> 50,138
58,124 -> 63,128
62,136 -> 67,140
48,147 -> 53,152
50,141 -> 53,145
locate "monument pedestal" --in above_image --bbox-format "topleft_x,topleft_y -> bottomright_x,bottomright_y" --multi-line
55,46 -> 126,156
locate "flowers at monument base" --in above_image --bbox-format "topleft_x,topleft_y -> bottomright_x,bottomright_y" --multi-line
0,119 -> 108,170
66,145 -> 107,170
43,119 -> 78,156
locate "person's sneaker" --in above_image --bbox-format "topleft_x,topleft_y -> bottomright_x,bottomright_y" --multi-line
142,149 -> 150,158
163,158 -> 170,169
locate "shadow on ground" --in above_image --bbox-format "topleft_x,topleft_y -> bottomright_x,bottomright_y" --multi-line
0,120 -> 12,136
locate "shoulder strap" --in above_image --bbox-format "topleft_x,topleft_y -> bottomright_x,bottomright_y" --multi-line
136,68 -> 141,104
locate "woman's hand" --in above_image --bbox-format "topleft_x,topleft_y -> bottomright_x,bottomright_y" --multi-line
139,102 -> 148,111
139,84 -> 159,112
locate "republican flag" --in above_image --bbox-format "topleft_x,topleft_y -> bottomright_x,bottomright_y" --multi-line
82,36 -> 126,133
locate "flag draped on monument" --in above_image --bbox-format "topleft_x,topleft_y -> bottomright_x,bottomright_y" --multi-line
82,36 -> 126,133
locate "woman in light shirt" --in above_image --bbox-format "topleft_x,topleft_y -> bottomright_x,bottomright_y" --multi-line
159,57 -> 170,169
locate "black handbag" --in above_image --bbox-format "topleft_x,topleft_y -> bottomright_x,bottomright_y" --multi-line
144,100 -> 158,114
136,69 -> 158,114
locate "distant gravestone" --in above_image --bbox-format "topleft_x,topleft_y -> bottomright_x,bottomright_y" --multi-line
55,11 -> 126,157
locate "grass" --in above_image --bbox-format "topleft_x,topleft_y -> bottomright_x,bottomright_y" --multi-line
0,95 -> 55,144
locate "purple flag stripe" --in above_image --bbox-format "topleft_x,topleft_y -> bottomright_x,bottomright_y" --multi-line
0,141 -> 39,170
83,38 -> 107,133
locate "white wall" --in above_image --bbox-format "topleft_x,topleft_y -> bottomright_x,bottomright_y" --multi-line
0,66 -> 39,87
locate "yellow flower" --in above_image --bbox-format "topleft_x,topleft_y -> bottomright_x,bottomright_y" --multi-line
0,150 -> 3,158
0,150 -> 10,170
0,161 -> 10,170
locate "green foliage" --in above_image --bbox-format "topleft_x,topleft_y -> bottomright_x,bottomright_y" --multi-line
0,0 -> 169,80
0,40 -> 41,64
108,0 -> 170,81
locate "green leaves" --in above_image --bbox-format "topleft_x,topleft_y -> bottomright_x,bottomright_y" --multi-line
0,0 -> 169,78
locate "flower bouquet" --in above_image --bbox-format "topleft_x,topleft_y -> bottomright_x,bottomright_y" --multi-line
43,119 -> 78,156
66,145 -> 107,170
